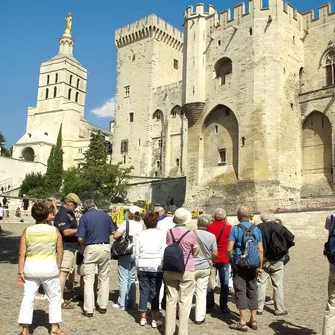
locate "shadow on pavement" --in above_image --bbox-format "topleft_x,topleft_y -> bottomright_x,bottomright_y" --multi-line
0,230 -> 20,264
30,309 -> 51,334
269,320 -> 317,334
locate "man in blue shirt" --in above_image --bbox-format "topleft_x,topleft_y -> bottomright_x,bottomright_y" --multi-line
227,206 -> 263,332
76,200 -> 116,317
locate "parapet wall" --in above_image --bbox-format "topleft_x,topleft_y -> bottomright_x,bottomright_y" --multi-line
185,1 -> 335,32
152,81 -> 183,95
115,14 -> 183,50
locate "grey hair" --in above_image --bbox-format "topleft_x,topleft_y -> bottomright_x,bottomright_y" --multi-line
214,208 -> 226,221
237,205 -> 251,221
260,211 -> 275,222
83,199 -> 96,212
197,214 -> 212,229
154,206 -> 165,213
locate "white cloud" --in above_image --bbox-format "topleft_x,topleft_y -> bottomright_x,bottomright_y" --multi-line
91,97 -> 115,118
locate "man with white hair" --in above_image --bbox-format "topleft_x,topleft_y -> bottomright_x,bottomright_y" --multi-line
207,208 -> 232,313
256,211 -> 295,316
156,205 -> 175,235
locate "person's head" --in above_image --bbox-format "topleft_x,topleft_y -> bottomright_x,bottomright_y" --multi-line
31,201 -> 50,223
259,211 -> 275,223
154,206 -> 165,217
197,214 -> 212,230
64,193 -> 81,211
237,205 -> 251,222
45,198 -> 55,214
173,208 -> 192,226
213,208 -> 226,221
143,211 -> 159,229
83,199 -> 97,213
128,205 -> 141,222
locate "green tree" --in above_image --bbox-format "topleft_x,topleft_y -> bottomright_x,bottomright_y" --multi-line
62,167 -> 85,198
84,130 -> 107,167
44,126 -> 63,195
20,172 -> 46,199
0,131 -> 11,157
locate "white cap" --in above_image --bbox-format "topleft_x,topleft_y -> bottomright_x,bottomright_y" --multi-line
129,205 -> 141,214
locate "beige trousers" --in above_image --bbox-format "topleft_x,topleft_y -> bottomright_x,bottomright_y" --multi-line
164,271 -> 195,335
257,260 -> 285,313
82,244 -> 110,313
323,270 -> 335,335
193,268 -> 210,322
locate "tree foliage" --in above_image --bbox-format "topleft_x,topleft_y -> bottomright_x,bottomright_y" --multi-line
84,130 -> 108,167
19,172 -> 46,199
44,126 -> 63,195
62,130 -> 132,208
0,131 -> 11,157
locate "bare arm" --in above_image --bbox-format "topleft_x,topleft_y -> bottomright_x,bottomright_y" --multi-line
211,250 -> 218,261
258,241 -> 264,269
113,230 -> 122,240
17,229 -> 27,286
227,240 -> 234,262
192,247 -> 199,256
62,228 -> 77,237
77,237 -> 85,245
56,229 -> 63,270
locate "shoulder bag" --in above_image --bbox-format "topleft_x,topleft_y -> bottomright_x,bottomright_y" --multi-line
111,221 -> 133,259
195,231 -> 217,289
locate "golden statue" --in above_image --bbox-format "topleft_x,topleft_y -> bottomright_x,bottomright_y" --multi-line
64,13 -> 72,33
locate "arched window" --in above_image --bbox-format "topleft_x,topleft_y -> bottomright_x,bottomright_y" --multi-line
53,87 -> 57,98
47,75 -> 50,85
68,88 -> 72,100
22,147 -> 35,162
75,92 -> 79,103
325,51 -> 335,86
69,75 -> 73,86
77,79 -> 80,88
45,88 -> 49,99
121,139 -> 128,153
214,57 -> 232,85
55,73 -> 58,83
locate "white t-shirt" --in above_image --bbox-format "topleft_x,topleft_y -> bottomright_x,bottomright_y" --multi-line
0,207 -> 4,218
156,216 -> 175,236
117,219 -> 143,246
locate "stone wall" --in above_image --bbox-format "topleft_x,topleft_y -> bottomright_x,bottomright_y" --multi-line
0,157 -> 47,190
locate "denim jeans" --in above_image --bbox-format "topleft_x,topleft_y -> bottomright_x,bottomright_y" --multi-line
117,254 -> 136,308
215,263 -> 230,310
138,271 -> 163,312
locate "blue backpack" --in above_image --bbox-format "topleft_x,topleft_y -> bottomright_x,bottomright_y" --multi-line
324,215 -> 335,264
234,224 -> 260,269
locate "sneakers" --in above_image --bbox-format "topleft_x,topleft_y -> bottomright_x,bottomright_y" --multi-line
112,303 -> 125,311
274,310 -> 288,316
151,320 -> 162,328
140,318 -> 147,326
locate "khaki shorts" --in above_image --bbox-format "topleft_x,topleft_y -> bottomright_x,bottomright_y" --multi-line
61,249 -> 76,273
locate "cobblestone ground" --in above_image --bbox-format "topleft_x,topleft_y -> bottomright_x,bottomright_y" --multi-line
0,221 -> 328,335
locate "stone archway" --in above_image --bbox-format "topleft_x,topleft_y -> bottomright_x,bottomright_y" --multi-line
302,111 -> 332,195
203,104 -> 239,179
22,147 -> 35,162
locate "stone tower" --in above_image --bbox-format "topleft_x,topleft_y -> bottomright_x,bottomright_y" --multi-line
112,15 -> 184,177
13,23 -> 89,169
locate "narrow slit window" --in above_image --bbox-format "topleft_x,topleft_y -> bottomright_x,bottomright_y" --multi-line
45,88 -> 49,99
69,75 -> 73,86
53,87 -> 57,98
129,112 -> 134,122
68,88 -> 72,100
55,73 -> 58,83
75,92 -> 79,103
47,75 -> 50,85
218,148 -> 226,164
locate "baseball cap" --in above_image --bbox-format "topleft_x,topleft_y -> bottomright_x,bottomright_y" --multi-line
129,205 -> 140,214
66,193 -> 81,205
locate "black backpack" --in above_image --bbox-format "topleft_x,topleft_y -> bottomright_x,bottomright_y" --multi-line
264,223 -> 288,261
163,229 -> 191,273
324,215 -> 335,264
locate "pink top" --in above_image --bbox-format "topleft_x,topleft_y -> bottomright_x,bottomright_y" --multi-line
166,226 -> 198,272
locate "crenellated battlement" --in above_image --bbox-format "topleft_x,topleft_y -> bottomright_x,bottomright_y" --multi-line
184,3 -> 217,19
115,14 -> 183,51
301,3 -> 335,30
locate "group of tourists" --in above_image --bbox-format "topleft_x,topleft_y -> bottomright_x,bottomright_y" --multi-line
15,192 -> 335,335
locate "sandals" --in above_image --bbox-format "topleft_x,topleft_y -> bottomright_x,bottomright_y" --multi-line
247,319 -> 258,330
50,330 -> 68,335
61,300 -> 74,309
229,322 -> 248,332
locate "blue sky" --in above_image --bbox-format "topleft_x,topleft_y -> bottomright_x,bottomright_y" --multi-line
0,0 -> 333,147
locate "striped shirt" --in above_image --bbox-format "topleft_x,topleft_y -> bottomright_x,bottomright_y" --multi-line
24,224 -> 59,278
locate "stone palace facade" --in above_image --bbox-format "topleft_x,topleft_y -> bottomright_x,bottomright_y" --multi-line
112,0 -> 335,212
